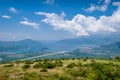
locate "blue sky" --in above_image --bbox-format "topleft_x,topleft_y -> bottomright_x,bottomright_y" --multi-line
0,0 -> 120,41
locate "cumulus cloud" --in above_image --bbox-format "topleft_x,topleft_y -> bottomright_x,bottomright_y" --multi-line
35,6 -> 120,36
44,0 -> 54,4
20,20 -> 40,29
35,12 -> 89,36
1,15 -> 11,19
85,0 -> 111,12
9,7 -> 17,13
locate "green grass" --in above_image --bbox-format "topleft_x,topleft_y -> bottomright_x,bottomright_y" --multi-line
0,58 -> 120,80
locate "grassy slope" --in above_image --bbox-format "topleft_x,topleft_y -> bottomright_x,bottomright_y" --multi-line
0,59 -> 120,80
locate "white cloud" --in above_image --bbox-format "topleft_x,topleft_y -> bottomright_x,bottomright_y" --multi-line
9,7 -> 17,13
23,17 -> 29,21
44,0 -> 54,4
85,0 -> 111,12
35,12 -> 89,36
1,15 -> 11,19
20,20 -> 40,29
113,2 -> 120,7
0,32 -> 32,41
35,6 -> 120,36
85,4 -> 96,12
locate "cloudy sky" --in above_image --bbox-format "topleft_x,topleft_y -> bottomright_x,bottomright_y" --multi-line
0,0 -> 120,41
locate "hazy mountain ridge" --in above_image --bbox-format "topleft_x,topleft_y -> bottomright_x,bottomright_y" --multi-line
0,37 -> 120,62
49,34 -> 120,51
98,41 -> 120,53
0,35 -> 120,62
0,39 -> 47,52
0,34 -> 120,52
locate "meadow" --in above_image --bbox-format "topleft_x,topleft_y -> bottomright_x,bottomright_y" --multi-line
0,57 -> 120,80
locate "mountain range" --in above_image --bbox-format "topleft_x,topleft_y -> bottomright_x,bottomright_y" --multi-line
0,39 -> 46,53
0,34 -> 120,62
0,34 -> 120,53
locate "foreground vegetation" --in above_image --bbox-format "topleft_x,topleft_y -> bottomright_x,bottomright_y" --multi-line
0,57 -> 120,80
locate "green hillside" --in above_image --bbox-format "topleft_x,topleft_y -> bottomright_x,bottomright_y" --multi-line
0,57 -> 120,80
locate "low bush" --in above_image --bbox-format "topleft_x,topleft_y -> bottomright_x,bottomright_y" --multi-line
33,62 -> 42,69
40,68 -> 47,72
67,63 -> 75,68
55,60 -> 63,67
42,62 -> 56,69
22,64 -> 30,69
4,64 -> 14,67
25,60 -> 33,64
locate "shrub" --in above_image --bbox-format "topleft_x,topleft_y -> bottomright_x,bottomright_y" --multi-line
72,58 -> 75,60
47,62 -> 56,69
91,70 -> 106,80
40,68 -> 48,72
25,60 -> 33,64
15,61 -> 21,65
66,68 -> 88,79
4,64 -> 14,67
83,58 -> 88,61
114,56 -> 120,61
0,75 -> 9,80
22,64 -> 30,69
79,68 -> 88,77
43,59 -> 49,62
67,63 -> 75,68
55,60 -> 63,67
91,62 -> 104,71
59,76 -> 72,80
76,62 -> 82,67
22,72 -> 39,80
42,62 -> 56,69
33,62 -> 42,69
91,59 -> 96,63
23,76 -> 29,80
